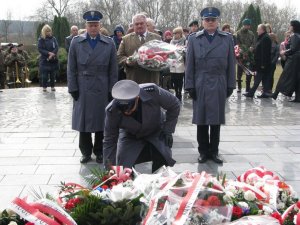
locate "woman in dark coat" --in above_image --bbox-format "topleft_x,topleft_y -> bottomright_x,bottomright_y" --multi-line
272,20 -> 300,102
38,24 -> 59,92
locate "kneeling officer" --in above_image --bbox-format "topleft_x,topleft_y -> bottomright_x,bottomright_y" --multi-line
103,80 -> 180,172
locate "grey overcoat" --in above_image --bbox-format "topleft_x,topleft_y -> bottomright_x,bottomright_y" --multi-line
67,33 -> 118,132
185,30 -> 236,125
103,84 -> 180,168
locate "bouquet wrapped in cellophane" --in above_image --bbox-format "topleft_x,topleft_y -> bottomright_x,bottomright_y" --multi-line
128,40 -> 185,72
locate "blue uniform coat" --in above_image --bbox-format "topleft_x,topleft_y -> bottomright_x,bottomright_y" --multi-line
185,30 -> 236,125
103,84 -> 180,168
67,33 -> 118,132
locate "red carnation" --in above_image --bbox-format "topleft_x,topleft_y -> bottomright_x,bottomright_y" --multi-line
207,195 -> 221,207
232,206 -> 243,218
102,184 -> 109,190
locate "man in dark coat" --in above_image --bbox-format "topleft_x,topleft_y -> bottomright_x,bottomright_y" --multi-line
67,10 -> 118,164
243,24 -> 272,98
65,25 -> 78,53
185,7 -> 236,164
103,80 -> 180,172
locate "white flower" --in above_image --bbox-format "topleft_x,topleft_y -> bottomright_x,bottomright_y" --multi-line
244,190 -> 256,201
254,181 -> 264,189
8,222 -> 18,225
223,191 -> 234,203
237,202 -> 249,209
108,183 -> 137,202
262,205 -> 273,215
280,192 -> 288,202
277,202 -> 285,210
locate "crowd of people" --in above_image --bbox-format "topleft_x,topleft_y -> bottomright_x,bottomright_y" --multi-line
0,7 -> 299,170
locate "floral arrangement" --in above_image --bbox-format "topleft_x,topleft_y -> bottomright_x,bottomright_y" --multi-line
128,40 -> 184,71
1,166 -> 300,225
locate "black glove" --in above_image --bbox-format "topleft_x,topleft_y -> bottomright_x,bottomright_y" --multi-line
70,91 -> 79,101
187,88 -> 197,100
108,92 -> 113,102
227,88 -> 233,98
159,131 -> 173,148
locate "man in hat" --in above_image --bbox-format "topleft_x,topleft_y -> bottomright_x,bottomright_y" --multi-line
67,10 -> 118,164
65,25 -> 79,53
4,45 -> 25,88
117,13 -> 161,84
103,80 -> 180,172
185,7 -> 236,164
189,20 -> 200,33
235,18 -> 256,93
17,44 -> 29,63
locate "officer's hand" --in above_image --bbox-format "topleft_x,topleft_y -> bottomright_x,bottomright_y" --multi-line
70,91 -> 79,101
160,132 -> 173,148
187,88 -> 197,100
227,88 -> 234,98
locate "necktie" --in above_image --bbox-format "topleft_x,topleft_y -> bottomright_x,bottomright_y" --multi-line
140,34 -> 145,44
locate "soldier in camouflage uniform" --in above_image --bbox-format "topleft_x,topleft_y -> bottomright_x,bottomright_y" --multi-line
0,45 -> 5,90
4,45 -> 25,88
17,43 -> 31,85
235,18 -> 255,92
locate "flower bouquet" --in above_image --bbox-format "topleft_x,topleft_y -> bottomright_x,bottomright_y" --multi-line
234,44 -> 255,76
131,40 -> 183,71
142,171 -> 232,225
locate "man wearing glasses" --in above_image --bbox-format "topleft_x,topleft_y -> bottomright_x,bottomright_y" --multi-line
185,7 -> 236,164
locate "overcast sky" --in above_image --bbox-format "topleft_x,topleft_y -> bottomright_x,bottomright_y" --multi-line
0,0 -> 299,20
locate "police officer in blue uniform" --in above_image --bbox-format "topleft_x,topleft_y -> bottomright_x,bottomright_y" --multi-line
67,10 -> 118,164
103,80 -> 180,172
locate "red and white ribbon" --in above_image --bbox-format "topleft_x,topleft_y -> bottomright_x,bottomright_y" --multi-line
238,166 -> 280,184
10,197 -> 65,225
173,171 -> 207,225
32,199 -> 77,225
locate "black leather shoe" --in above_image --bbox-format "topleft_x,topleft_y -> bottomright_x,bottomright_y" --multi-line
80,156 -> 92,164
211,155 -> 223,164
198,155 -> 208,163
96,155 -> 103,164
243,93 -> 254,98
271,93 -> 278,100
257,94 -> 269,98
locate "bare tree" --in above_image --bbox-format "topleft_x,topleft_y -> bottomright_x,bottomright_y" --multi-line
91,0 -> 124,31
46,0 -> 72,17
0,10 -> 13,42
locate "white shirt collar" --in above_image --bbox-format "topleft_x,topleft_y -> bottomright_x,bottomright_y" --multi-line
138,31 -> 148,40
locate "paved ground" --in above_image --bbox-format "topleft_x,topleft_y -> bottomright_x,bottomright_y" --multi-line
0,87 -> 300,210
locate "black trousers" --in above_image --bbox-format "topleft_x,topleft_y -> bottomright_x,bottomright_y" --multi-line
197,125 -> 220,157
135,142 -> 167,173
248,70 -> 270,95
237,65 -> 252,91
171,73 -> 184,99
0,72 -> 5,89
79,131 -> 103,157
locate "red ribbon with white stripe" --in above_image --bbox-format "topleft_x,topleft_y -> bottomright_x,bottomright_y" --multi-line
10,197 -> 77,225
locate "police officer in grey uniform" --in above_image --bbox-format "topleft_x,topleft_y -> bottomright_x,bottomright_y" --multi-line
185,7 -> 236,164
103,80 -> 180,172
67,10 -> 118,164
